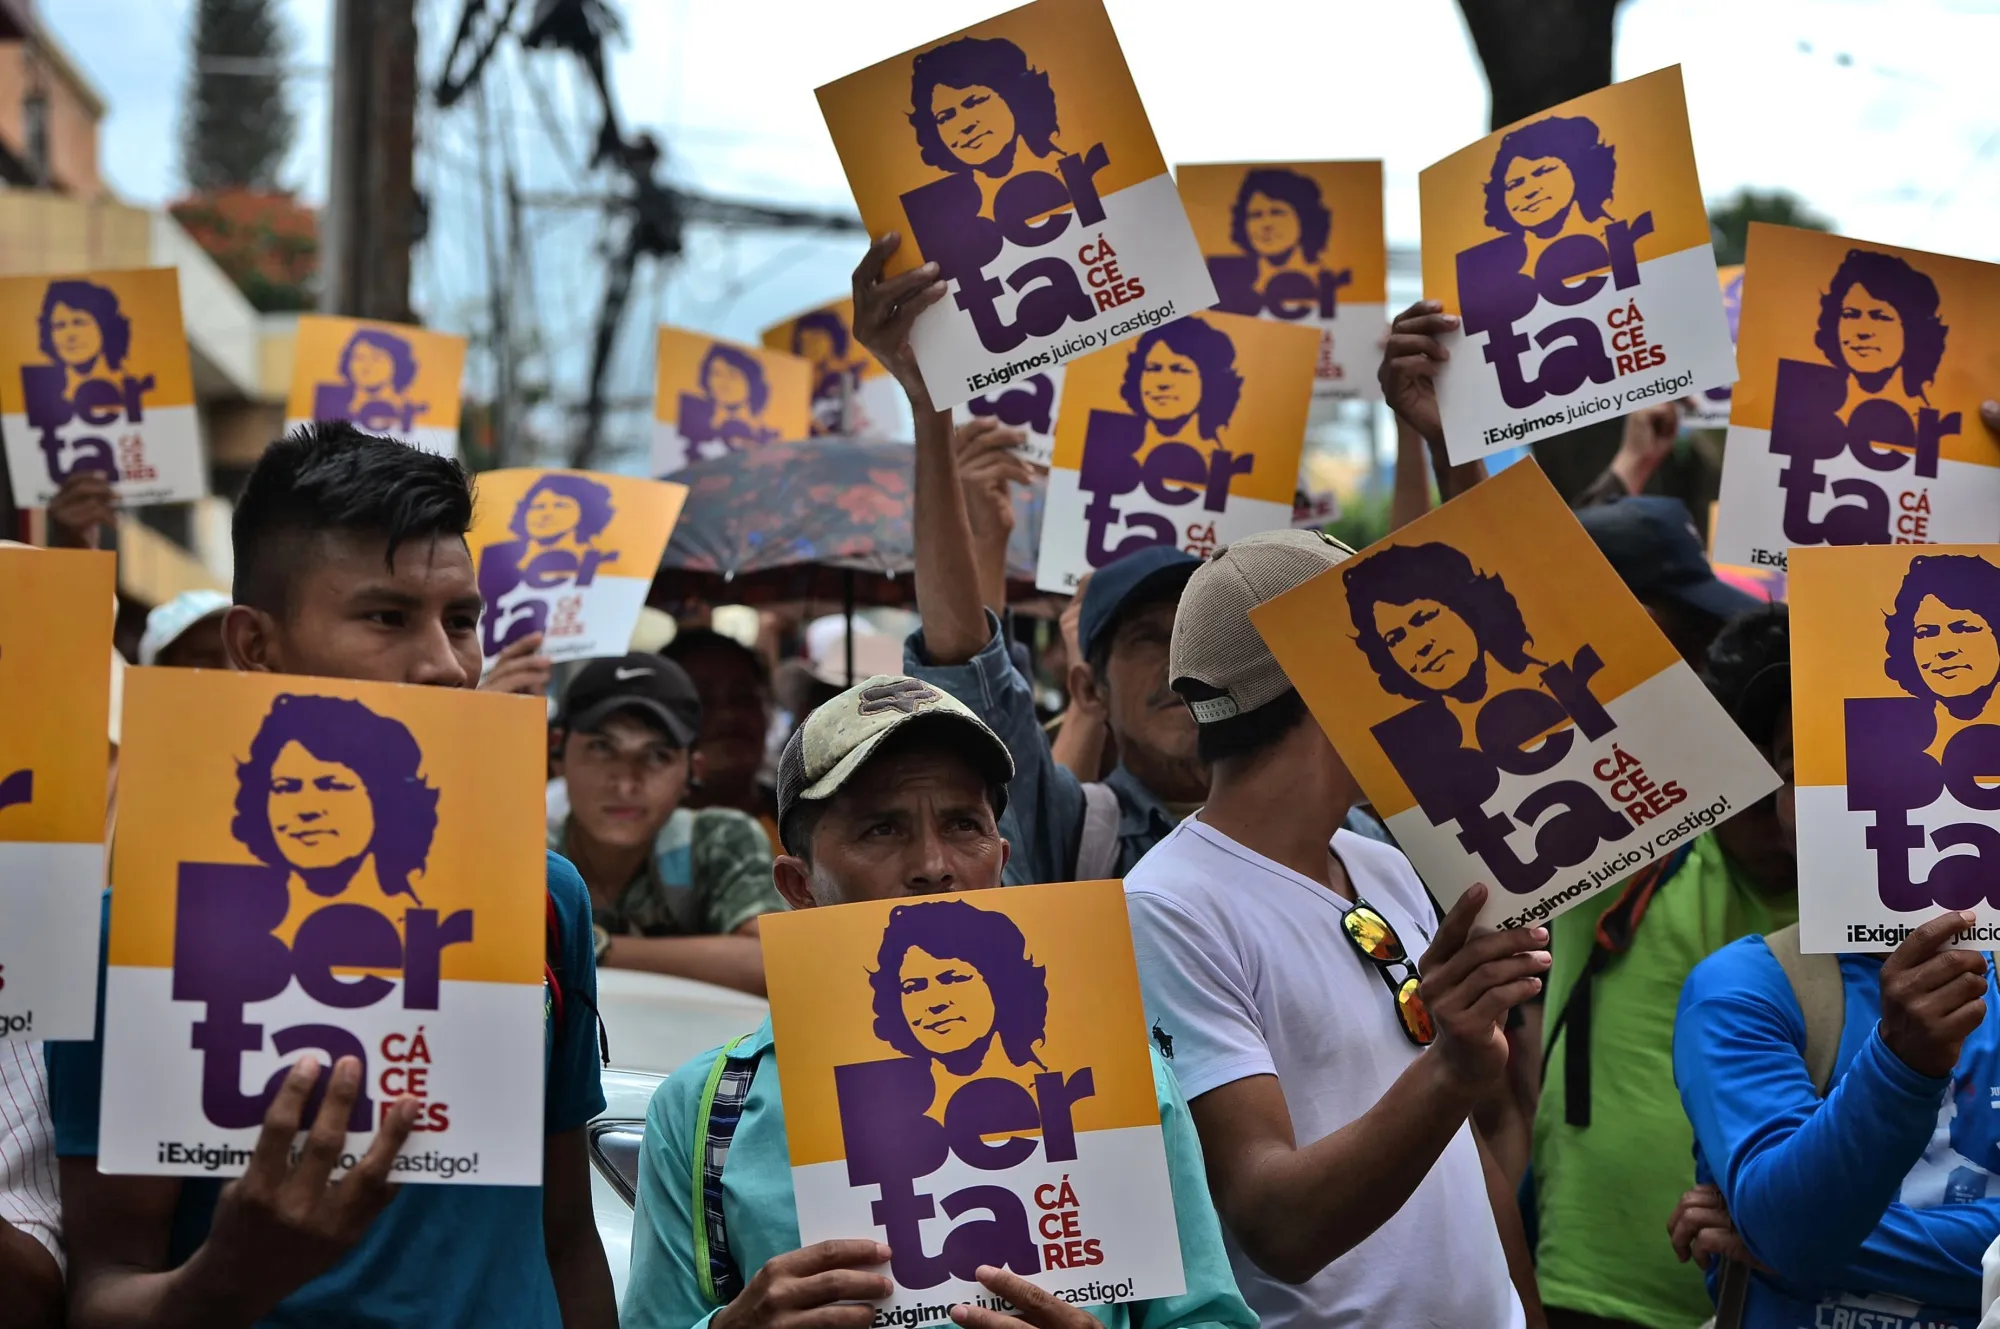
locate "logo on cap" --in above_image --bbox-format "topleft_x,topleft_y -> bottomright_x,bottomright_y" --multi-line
613,666 -> 652,681
858,678 -> 939,717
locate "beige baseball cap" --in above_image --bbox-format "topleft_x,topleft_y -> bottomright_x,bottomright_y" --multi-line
776,674 -> 1014,846
1169,528 -> 1355,724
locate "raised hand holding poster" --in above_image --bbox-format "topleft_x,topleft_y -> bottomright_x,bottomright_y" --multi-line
1036,310 -> 1314,592
285,315 -> 469,459
0,548 -> 112,1041
1252,463 -> 1779,932
1712,226 -> 2000,572
760,880 -> 1185,1317
0,268 -> 204,507
953,365 -> 1064,467
1682,266 -> 1743,428
1178,160 -> 1386,400
100,669 -> 547,1181
468,468 -> 686,667
761,298 -> 905,438
1417,67 -> 1735,464
816,0 -> 1215,411
1790,545 -> 2000,952
652,326 -> 813,475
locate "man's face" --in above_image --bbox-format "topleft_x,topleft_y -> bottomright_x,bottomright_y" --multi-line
675,644 -> 771,793
556,712 -> 689,853
1103,600 -> 1198,772
157,616 -> 230,670
774,737 -> 1008,908
224,531 -> 483,687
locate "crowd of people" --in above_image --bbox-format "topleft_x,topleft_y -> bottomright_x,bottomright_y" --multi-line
5,232 -> 2000,1329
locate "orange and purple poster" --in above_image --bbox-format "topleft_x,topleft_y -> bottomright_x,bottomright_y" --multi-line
761,298 -> 905,438
1683,265 -> 1743,428
0,268 -> 203,507
1253,463 -> 1779,932
816,0 -> 1215,411
761,880 -> 1184,1317
953,364 -> 1065,467
468,468 -> 687,667
285,315 -> 468,459
1418,67 -> 1735,464
1178,160 -> 1386,400
1712,225 -> 2000,572
652,326 -> 814,475
99,669 -> 548,1181
1791,545 -> 2000,952
1036,309 -> 1314,592
0,547 -> 113,1041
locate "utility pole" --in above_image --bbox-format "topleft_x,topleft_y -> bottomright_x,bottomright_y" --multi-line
321,0 -> 417,322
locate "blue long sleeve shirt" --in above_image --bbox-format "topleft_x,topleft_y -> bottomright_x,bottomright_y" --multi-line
1674,936 -> 2000,1328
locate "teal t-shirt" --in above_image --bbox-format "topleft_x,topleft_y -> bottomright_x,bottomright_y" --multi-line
46,852 -> 606,1328
1533,832 -> 1797,1329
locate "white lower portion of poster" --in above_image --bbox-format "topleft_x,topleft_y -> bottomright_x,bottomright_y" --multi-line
1712,424 -> 2000,570
1312,302 -> 1386,401
98,967 -> 546,1184
1433,244 -> 1737,465
1795,783 -> 2000,954
910,173 -> 1216,413
1036,467 -> 1290,593
283,416 -> 458,460
954,367 -> 1065,468
1381,662 -> 1780,933
791,1124 -> 1184,1325
0,842 -> 104,1041
3,405 -> 205,507
482,575 -> 651,668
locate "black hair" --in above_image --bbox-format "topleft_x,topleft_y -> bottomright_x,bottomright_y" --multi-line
1701,604 -> 1790,755
780,717 -> 1007,864
232,420 -> 474,616
663,626 -> 772,691
1180,684 -> 1312,766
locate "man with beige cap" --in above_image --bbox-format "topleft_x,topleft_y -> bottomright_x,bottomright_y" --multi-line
1122,528 -> 1551,1329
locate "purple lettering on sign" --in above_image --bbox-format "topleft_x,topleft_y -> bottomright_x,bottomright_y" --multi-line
967,372 -> 1056,436
22,278 -> 159,484
477,473 -> 620,656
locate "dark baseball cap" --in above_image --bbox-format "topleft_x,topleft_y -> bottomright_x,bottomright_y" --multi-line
1576,497 -> 1760,623
1077,546 -> 1201,662
555,653 -> 702,749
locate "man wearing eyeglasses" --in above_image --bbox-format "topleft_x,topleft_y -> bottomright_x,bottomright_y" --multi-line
1122,528 -> 1551,1329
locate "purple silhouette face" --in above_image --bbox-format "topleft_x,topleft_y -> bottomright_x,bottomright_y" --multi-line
906,36 -> 1059,177
868,898 -> 1048,1076
339,329 -> 419,395
1885,555 -> 2000,721
1345,542 -> 1541,704
699,343 -> 772,415
1813,249 -> 1948,399
1230,168 -> 1331,265
508,473 -> 614,546
1118,318 -> 1243,441
38,279 -> 130,374
791,310 -> 850,372
230,693 -> 440,899
1481,116 -> 1616,237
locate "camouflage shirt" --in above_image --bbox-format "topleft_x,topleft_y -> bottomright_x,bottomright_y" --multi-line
548,804 -> 783,938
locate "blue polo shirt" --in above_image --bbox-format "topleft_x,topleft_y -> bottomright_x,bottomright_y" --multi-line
46,850 -> 606,1328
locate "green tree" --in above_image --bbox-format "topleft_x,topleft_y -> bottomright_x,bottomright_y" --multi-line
180,0 -> 295,191
1708,189 -> 1834,266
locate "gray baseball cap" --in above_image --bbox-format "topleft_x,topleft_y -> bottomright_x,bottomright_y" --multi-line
776,674 -> 1015,846
1170,529 -> 1354,724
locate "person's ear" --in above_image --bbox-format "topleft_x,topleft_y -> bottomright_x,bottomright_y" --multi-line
1068,660 -> 1107,718
221,604 -> 279,674
773,855 -> 817,911
689,747 -> 707,790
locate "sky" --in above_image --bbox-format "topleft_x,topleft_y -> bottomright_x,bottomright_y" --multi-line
40,0 -> 2000,465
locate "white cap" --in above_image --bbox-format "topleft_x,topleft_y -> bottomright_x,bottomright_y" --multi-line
138,589 -> 231,666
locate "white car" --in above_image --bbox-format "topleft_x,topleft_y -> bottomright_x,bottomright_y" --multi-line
589,1067 -> 665,1308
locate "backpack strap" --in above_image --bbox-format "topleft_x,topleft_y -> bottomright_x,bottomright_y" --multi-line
546,891 -> 611,1068
1074,781 -> 1123,881
693,1034 -> 767,1307
1764,923 -> 1846,1098
1543,844 -> 1695,1127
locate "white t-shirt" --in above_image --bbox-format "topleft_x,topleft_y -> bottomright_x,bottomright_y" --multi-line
1124,817 -> 1523,1329
1,1042 -> 62,1270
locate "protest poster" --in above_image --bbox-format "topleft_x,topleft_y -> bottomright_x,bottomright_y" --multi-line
468,468 -> 687,667
1417,66 -> 1735,465
1177,160 -> 1387,400
953,364 -> 1064,467
0,548 -> 113,1042
99,668 -> 547,1182
761,298 -> 905,438
1252,462 -> 1780,933
1682,266 -> 1743,428
1036,309 -> 1314,592
284,315 -> 469,459
761,879 -> 1186,1319
1790,544 -> 2000,952
0,267 -> 204,508
1712,225 -> 2000,572
816,0 -> 1215,412
652,326 -> 814,475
